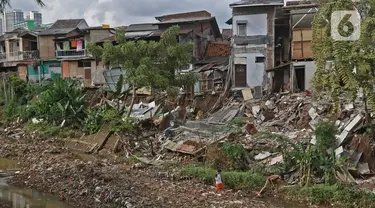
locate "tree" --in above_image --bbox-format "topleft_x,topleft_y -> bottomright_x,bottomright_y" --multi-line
0,0 -> 45,13
312,0 -> 375,119
87,25 -> 197,117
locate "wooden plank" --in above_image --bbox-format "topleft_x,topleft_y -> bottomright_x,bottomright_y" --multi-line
302,41 -> 313,58
292,41 -> 313,59
292,30 -> 302,42
302,29 -> 313,41
292,49 -> 303,60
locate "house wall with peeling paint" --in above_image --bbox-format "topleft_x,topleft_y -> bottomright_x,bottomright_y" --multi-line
234,53 -> 265,88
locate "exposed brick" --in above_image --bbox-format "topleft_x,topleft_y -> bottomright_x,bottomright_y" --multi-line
206,42 -> 231,57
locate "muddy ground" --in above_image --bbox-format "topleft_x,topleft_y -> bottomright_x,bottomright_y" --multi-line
0,134 -> 308,208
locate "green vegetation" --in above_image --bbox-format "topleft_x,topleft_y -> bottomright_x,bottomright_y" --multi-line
182,166 -> 266,190
25,122 -> 75,139
288,184 -> 375,207
29,78 -> 85,127
87,25 -> 198,116
312,0 -> 375,115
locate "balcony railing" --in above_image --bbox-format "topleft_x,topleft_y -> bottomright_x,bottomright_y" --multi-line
0,51 -> 39,62
56,49 -> 86,58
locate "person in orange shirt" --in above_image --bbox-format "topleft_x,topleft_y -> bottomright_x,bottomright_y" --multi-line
215,169 -> 224,191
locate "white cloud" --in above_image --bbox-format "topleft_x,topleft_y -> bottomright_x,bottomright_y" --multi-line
10,0 -> 234,28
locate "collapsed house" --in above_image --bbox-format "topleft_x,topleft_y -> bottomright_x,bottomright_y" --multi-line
226,0 -> 318,94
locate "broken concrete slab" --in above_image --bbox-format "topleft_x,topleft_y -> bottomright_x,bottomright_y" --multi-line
252,106 -> 261,117
309,119 -> 318,130
358,163 -> 370,175
310,135 -> 317,145
335,120 -> 341,127
267,155 -> 284,166
344,114 -> 363,132
344,103 -> 354,111
308,108 -> 318,120
336,130 -> 350,147
241,88 -> 253,101
265,100 -> 275,109
335,146 -> 345,158
254,152 -> 272,160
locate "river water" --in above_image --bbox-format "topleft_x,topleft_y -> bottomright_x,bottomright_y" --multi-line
0,158 -> 72,208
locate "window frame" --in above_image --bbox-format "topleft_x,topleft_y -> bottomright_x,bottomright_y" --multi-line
237,23 -> 247,36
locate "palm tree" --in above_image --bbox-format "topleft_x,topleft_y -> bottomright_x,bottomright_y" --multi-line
0,0 -> 45,13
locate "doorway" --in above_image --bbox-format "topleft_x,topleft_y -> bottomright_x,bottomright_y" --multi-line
235,64 -> 247,87
294,66 -> 305,91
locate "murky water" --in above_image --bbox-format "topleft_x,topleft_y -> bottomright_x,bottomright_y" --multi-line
0,158 -> 72,208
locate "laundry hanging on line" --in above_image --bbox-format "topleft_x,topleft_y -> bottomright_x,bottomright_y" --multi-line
71,40 -> 77,48
76,40 -> 83,52
63,41 -> 70,51
56,43 -> 62,50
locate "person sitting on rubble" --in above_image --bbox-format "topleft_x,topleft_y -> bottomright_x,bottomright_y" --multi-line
256,174 -> 283,197
215,169 -> 224,191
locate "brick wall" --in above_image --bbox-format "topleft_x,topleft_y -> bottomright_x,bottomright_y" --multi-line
206,42 -> 230,57
158,11 -> 211,22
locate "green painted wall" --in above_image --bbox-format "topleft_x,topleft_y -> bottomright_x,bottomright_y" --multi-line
27,61 -> 61,81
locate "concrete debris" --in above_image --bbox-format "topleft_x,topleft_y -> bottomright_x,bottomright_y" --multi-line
265,100 -> 274,110
254,152 -> 272,161
357,163 -> 370,175
241,88 -> 253,101
344,114 -> 363,132
335,146 -> 345,158
266,155 -> 284,166
345,103 -> 354,111
336,130 -> 350,147
308,108 -> 318,120
131,101 -> 161,120
252,106 -> 261,117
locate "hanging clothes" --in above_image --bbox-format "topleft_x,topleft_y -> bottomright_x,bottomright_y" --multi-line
76,40 -> 83,52
56,42 -> 62,50
63,41 -> 70,51
71,40 -> 77,48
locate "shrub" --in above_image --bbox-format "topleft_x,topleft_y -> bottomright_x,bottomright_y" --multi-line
81,107 -> 107,134
25,122 -> 75,139
29,78 -> 85,127
182,166 -> 266,190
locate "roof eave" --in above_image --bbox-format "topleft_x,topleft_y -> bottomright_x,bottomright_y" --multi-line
230,3 -> 284,8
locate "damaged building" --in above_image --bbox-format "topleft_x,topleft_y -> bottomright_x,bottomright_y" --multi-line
227,0 -> 318,94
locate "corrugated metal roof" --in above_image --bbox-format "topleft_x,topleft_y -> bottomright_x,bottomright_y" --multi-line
150,29 -> 193,37
126,24 -> 158,32
154,16 -> 213,25
230,0 -> 283,7
103,68 -> 129,93
125,31 -> 153,38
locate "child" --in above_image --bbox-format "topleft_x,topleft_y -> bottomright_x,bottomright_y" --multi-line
215,169 -> 224,191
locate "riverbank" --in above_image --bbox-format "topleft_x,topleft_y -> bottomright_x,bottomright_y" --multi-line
0,136 -> 302,208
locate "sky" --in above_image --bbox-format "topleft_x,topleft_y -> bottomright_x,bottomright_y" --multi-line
9,0 -> 240,29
